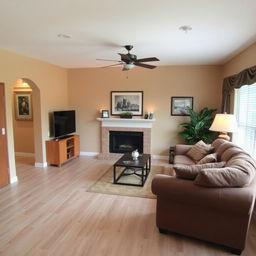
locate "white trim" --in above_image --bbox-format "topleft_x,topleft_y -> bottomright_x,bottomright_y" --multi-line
80,152 -> 99,157
10,176 -> 18,183
35,162 -> 48,168
15,152 -> 35,157
152,155 -> 169,160
97,118 -> 155,128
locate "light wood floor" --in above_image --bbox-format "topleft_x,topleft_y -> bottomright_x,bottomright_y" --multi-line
0,156 -> 255,256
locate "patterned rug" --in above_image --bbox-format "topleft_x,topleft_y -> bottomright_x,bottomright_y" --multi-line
87,165 -> 165,199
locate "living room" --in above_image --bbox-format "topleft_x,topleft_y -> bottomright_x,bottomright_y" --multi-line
0,1 -> 256,255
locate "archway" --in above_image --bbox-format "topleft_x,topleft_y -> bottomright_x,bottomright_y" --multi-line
12,78 -> 44,166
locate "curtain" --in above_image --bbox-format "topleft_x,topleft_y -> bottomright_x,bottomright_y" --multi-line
221,65 -> 256,113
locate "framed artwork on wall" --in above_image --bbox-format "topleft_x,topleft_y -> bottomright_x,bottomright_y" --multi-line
14,92 -> 33,120
171,96 -> 193,116
111,91 -> 143,116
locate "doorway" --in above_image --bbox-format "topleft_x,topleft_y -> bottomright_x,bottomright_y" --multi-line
12,79 -> 44,167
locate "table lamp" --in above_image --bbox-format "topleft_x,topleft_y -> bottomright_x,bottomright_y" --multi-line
209,113 -> 238,141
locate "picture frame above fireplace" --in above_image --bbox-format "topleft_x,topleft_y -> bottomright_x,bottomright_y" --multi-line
111,91 -> 143,116
101,110 -> 109,118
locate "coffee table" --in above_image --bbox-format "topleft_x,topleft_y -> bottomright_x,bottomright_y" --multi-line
113,153 -> 151,187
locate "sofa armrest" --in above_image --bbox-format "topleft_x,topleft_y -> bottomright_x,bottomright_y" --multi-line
175,144 -> 193,155
151,174 -> 255,215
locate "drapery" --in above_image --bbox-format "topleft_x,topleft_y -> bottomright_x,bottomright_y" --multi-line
221,65 -> 256,113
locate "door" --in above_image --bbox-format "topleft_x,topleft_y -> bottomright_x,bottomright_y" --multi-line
0,83 -> 10,187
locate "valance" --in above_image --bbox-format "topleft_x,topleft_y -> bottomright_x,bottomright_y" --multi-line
221,65 -> 256,113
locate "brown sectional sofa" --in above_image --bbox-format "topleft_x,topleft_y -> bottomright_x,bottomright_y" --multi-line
152,139 -> 256,254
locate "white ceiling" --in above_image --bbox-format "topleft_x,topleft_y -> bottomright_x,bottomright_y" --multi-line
0,0 -> 256,68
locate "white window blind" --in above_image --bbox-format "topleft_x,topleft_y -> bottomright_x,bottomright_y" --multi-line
233,83 -> 256,159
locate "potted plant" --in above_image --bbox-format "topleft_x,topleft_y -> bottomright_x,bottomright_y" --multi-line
178,107 -> 217,144
120,112 -> 133,119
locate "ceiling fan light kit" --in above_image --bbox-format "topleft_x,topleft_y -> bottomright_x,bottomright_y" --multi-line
97,45 -> 159,71
123,63 -> 135,71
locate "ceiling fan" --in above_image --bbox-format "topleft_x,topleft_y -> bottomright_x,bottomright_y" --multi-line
97,45 -> 159,71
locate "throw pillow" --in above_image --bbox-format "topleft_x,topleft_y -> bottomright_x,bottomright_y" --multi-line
186,140 -> 213,161
197,153 -> 217,164
174,161 -> 226,180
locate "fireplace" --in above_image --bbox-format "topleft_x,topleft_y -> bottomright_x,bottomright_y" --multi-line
97,117 -> 155,159
109,131 -> 143,153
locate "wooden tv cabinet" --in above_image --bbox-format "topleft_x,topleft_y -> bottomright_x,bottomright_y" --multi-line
46,135 -> 80,167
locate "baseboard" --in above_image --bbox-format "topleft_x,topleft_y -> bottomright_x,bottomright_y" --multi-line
10,176 -> 18,183
152,155 -> 169,160
34,162 -> 48,168
80,152 -> 99,157
15,152 -> 35,157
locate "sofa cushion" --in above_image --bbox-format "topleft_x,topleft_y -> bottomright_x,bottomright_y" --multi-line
221,147 -> 244,162
197,153 -> 217,164
174,162 -> 226,180
194,153 -> 256,187
186,140 -> 213,161
211,138 -> 226,151
173,155 -> 195,165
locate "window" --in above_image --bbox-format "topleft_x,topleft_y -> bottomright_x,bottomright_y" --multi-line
233,83 -> 256,158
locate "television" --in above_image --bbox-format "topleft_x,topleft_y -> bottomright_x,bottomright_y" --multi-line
52,110 -> 76,138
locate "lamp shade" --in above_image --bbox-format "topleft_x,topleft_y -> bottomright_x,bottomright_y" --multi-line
210,113 -> 238,133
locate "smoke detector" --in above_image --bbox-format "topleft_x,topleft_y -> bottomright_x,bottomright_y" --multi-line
179,25 -> 192,33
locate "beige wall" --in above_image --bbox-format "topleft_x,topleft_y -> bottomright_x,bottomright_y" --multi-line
222,42 -> 256,77
68,66 -> 222,156
0,49 -> 68,180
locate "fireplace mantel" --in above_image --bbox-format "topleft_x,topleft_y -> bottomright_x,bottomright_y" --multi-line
96,118 -> 155,128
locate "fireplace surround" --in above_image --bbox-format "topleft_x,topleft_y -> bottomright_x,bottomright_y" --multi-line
97,118 -> 155,159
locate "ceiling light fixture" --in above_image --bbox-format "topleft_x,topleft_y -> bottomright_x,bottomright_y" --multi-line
179,25 -> 192,33
57,34 -> 71,39
123,63 -> 135,71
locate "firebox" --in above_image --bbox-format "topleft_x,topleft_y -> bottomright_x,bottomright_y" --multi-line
109,131 -> 143,154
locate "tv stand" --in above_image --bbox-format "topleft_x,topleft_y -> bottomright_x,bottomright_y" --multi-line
46,135 -> 80,167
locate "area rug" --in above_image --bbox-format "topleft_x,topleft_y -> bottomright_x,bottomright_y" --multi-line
87,165 -> 165,199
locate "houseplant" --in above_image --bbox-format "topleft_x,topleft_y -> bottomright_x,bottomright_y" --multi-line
178,107 -> 217,144
120,112 -> 133,119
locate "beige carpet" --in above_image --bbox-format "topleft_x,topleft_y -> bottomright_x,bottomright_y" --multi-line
88,165 -> 165,199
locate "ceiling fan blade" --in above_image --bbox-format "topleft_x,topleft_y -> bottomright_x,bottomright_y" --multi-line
134,62 -> 156,69
118,53 -> 131,62
96,58 -> 121,62
102,63 -> 123,68
136,57 -> 159,62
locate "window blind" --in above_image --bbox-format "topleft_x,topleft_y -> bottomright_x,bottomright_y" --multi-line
233,83 -> 256,159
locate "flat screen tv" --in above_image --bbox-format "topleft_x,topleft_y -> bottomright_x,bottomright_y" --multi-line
53,110 -> 76,138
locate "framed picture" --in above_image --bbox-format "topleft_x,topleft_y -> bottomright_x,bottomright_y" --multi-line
101,110 -> 109,118
111,91 -> 143,116
171,97 -> 193,116
14,92 -> 33,120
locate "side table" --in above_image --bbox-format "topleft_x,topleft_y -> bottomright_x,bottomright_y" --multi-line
169,146 -> 175,164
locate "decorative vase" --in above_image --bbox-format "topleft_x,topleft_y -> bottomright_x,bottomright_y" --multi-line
131,149 -> 139,160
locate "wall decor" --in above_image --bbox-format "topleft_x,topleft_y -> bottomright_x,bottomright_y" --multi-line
14,92 -> 33,120
101,110 -> 109,118
171,97 -> 193,116
111,91 -> 143,116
